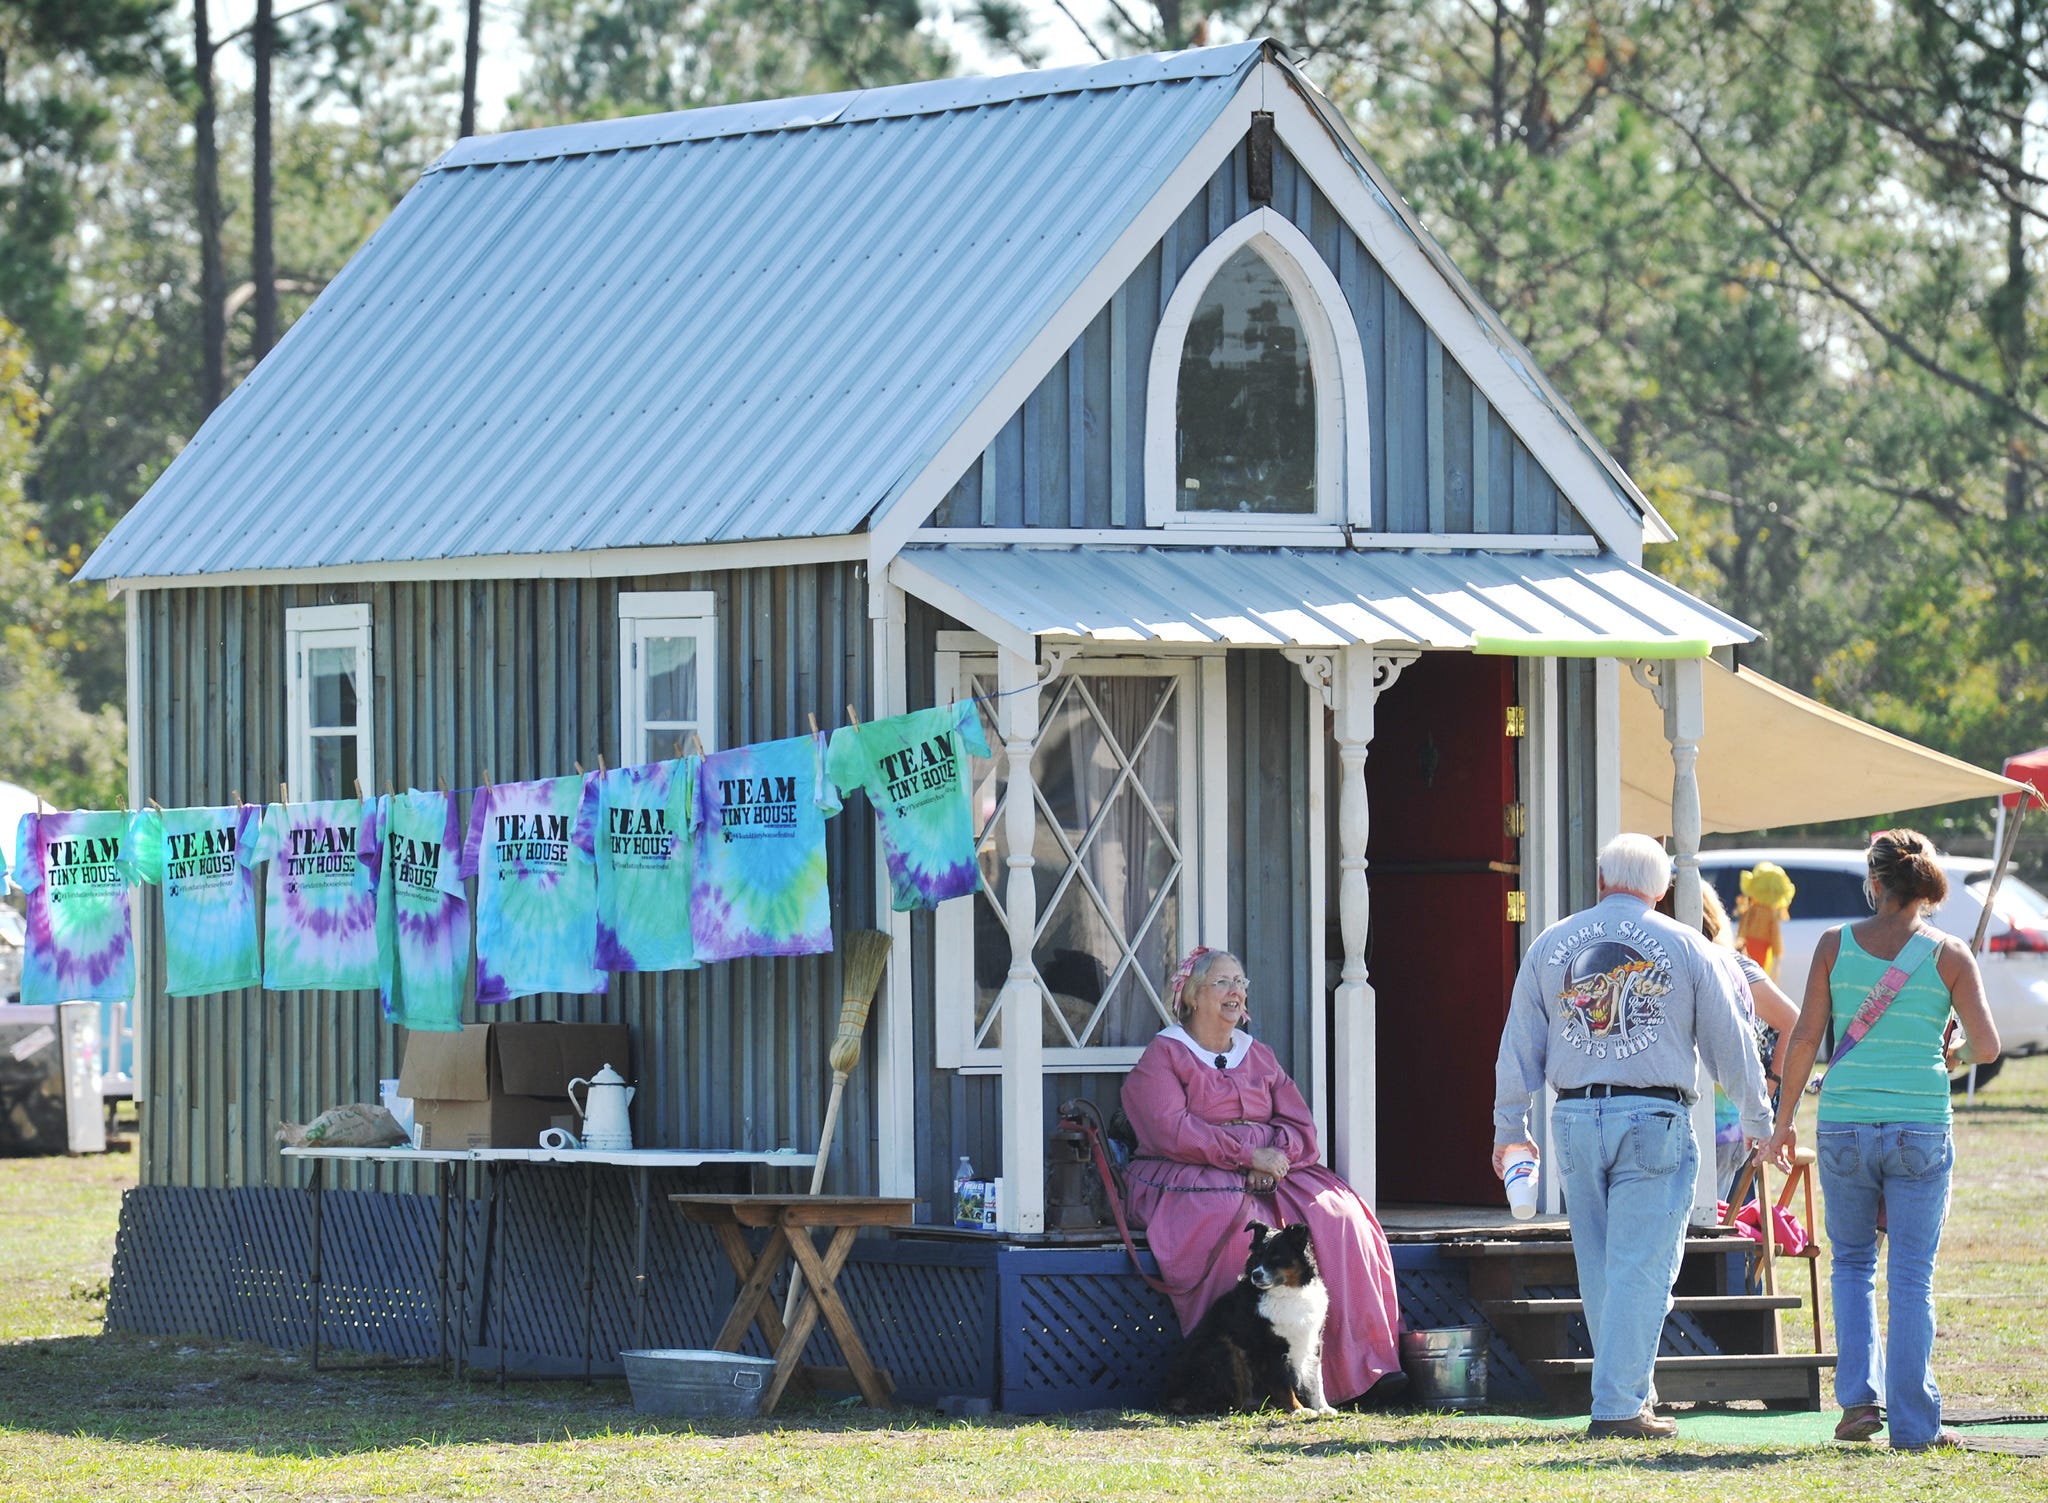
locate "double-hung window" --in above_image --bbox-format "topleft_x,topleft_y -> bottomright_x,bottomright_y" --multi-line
619,592 -> 717,762
286,603 -> 374,801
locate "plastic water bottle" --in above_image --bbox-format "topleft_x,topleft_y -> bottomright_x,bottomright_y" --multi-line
954,1156 -> 978,1229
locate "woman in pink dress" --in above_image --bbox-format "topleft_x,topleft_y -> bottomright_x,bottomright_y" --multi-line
1122,946 -> 1404,1405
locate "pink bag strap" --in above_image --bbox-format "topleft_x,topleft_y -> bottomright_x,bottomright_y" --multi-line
1827,931 -> 1939,1067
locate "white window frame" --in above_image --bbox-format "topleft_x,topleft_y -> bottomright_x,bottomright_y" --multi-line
286,603 -> 375,802
935,635 -> 1226,1073
1144,206 -> 1370,530
619,591 -> 718,763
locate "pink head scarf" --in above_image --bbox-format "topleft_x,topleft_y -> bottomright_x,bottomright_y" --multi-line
1169,945 -> 1215,1020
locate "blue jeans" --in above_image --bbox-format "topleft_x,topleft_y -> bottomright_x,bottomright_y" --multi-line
1816,1121 -> 1953,1448
1553,1096 -> 1698,1420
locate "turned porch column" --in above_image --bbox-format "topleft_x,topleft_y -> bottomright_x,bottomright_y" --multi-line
996,644 -> 1045,1233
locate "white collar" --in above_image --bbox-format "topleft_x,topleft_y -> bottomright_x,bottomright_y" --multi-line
1161,1024 -> 1253,1070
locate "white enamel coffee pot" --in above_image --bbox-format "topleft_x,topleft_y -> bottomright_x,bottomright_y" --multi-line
566,1063 -> 635,1151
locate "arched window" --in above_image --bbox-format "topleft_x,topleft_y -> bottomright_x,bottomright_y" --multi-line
1145,207 -> 1367,528
1176,247 -> 1317,514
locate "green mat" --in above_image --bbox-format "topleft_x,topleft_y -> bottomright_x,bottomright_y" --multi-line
1428,1407 -> 2048,1452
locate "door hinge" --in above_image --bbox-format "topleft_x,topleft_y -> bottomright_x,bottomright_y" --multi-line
1503,802 -> 1527,839
1504,705 -> 1527,738
1506,890 -> 1528,924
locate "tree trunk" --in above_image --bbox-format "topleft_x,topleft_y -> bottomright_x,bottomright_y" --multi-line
194,0 -> 224,411
252,0 -> 277,360
460,0 -> 482,139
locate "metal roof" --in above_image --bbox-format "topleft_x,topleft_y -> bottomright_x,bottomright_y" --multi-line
82,43 -> 1264,581
889,543 -> 1759,654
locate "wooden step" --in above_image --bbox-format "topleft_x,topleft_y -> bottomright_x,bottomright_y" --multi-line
1481,1295 -> 1801,1317
1443,1235 -> 1752,1260
1532,1353 -> 1836,1406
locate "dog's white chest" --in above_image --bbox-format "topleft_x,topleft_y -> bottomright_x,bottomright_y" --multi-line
1257,1282 -> 1329,1371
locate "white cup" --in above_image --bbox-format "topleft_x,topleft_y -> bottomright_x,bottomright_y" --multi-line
539,1127 -> 582,1151
1503,1148 -> 1540,1219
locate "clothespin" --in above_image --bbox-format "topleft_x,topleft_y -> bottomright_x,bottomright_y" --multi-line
148,797 -> 164,813
673,738 -> 684,759
435,777 -> 446,795
230,787 -> 241,808
481,768 -> 493,789
846,702 -> 862,731
278,781 -> 289,805
597,755 -> 606,774
808,712 -> 820,736
574,761 -> 584,776
688,731 -> 706,757
353,778 -> 364,801
387,781 -> 398,798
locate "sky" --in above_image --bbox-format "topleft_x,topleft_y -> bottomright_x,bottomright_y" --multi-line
209,1 -> 1104,136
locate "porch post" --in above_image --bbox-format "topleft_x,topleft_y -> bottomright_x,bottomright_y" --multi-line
1329,644 -> 1414,1201
1661,657 -> 1719,1223
869,582 -> 915,1198
996,644 -> 1045,1233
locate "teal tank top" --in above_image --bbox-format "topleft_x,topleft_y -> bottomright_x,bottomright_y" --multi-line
1817,929 -> 1953,1126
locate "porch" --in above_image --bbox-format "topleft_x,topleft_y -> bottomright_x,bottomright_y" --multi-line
103,1178 -> 1817,1413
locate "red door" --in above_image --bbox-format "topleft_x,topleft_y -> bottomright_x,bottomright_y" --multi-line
1361,653 -> 1520,1206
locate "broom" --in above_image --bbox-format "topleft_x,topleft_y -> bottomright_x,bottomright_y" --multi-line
782,927 -> 894,1324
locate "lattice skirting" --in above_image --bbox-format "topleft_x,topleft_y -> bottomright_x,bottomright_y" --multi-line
104,1184 -> 1529,1410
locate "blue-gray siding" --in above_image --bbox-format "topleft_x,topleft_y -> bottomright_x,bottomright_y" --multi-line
131,568 -> 884,1196
933,138 -> 1590,537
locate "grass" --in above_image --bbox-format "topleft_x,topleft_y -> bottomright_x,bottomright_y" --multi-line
2,1066 -> 2046,1501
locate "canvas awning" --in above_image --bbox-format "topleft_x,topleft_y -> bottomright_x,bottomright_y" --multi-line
1621,661 -> 2025,836
891,543 -> 1757,657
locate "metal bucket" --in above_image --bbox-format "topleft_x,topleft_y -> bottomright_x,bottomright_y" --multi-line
620,1348 -> 777,1419
1398,1325 -> 1489,1410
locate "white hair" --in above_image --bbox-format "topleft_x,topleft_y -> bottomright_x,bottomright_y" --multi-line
1598,833 -> 1672,899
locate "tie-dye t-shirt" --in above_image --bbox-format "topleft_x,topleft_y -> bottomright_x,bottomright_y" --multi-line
130,804 -> 260,997
242,800 -> 379,991
359,792 -> 469,1032
10,811 -> 141,1005
461,774 -> 605,1003
595,758 -> 700,973
826,701 -> 992,912
692,733 -> 842,961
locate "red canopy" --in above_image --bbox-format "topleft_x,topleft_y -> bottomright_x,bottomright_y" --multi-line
2004,746 -> 2048,809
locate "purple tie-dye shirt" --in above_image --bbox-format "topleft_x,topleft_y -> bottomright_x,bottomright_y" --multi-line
825,701 -> 991,912
10,811 -> 140,1005
691,732 -> 842,961
594,758 -> 699,973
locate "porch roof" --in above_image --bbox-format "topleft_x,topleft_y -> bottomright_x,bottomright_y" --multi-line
889,543 -> 1756,657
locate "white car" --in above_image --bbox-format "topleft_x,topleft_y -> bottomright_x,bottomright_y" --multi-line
1697,848 -> 2048,1089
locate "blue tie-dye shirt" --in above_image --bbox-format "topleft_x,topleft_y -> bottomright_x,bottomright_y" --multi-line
691,733 -> 842,961
826,701 -> 991,912
461,774 -> 605,1003
595,758 -> 700,973
10,811 -> 141,1005
130,804 -> 261,997
359,791 -> 470,1031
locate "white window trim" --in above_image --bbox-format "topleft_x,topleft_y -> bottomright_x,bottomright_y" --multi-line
285,603 -> 374,801
1144,206 -> 1371,530
619,591 -> 718,764
936,645 -> 1225,1073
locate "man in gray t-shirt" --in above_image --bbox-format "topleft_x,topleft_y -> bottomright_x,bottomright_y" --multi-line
1492,833 -> 1771,1440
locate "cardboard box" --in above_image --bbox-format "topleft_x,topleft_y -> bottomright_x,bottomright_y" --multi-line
397,1021 -> 632,1149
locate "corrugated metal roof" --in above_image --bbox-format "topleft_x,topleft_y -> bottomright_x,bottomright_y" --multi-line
891,543 -> 1758,652
83,43 -> 1264,581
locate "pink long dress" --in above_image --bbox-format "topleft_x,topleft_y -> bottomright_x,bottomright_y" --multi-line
1121,1030 -> 1403,1404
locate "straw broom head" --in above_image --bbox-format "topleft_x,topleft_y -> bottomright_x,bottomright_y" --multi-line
828,928 -> 893,1076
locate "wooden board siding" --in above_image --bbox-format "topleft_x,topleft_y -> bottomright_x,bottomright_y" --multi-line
902,601 -> 1313,1216
932,137 -> 1589,538
130,566 -> 881,1197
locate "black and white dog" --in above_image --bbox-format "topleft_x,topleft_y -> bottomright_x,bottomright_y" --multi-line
1160,1220 -> 1336,1416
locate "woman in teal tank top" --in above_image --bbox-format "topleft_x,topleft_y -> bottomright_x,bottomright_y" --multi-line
1765,830 -> 1999,1451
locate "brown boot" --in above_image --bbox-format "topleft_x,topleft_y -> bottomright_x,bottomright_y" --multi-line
1586,1404 -> 1678,1439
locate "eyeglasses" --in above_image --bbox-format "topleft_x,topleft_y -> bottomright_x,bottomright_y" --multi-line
1206,973 -> 1251,996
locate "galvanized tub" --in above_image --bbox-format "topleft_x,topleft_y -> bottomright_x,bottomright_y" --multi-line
1398,1325 -> 1489,1410
620,1349 -> 778,1419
